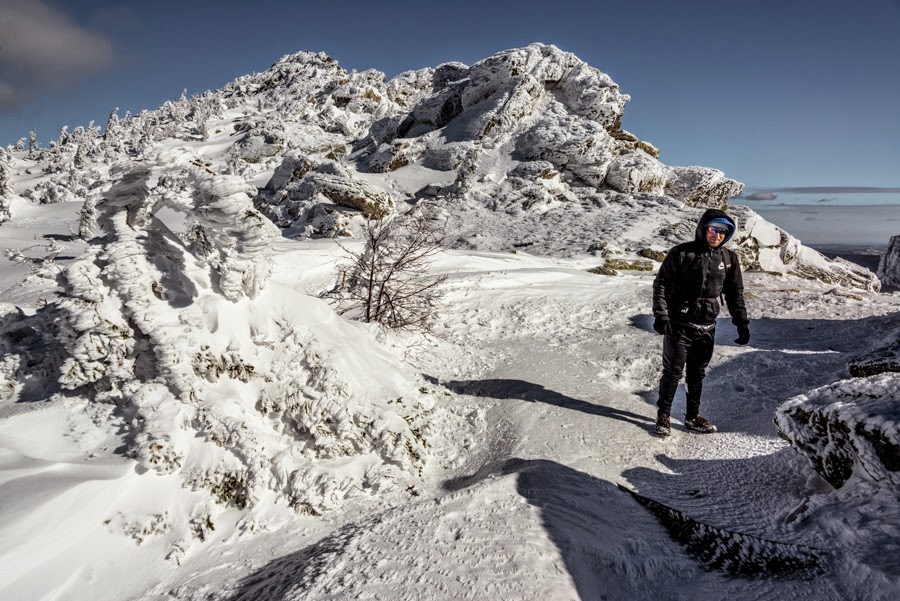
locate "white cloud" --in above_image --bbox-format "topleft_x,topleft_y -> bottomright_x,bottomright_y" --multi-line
743,192 -> 777,201
0,0 -> 116,110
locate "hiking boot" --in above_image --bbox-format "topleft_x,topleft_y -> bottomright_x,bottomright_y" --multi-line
655,414 -> 671,436
684,415 -> 718,433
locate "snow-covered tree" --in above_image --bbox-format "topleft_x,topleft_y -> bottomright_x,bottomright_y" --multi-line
28,130 -> 38,155
104,108 -> 124,155
77,197 -> 96,239
73,143 -> 87,169
0,156 -> 13,222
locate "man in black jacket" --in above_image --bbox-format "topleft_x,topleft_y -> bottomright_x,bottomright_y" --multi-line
652,208 -> 750,436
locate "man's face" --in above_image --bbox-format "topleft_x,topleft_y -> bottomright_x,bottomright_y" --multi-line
705,225 -> 728,248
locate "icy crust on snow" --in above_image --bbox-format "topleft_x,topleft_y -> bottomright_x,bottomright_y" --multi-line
4,149 -> 480,549
774,374 -> 900,489
878,234 -> 900,287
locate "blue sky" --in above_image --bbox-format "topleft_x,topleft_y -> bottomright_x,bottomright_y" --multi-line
2,0 -> 899,189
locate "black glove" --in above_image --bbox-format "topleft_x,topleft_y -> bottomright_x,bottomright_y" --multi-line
734,324 -> 750,345
653,317 -> 672,336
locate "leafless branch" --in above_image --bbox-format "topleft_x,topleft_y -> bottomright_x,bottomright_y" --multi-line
332,210 -> 447,331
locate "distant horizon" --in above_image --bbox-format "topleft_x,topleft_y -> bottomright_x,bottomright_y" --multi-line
748,187 -> 900,194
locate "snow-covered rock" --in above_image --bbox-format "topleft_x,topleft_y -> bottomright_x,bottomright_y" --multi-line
605,151 -> 668,195
774,374 -> 900,489
727,206 -> 880,291
878,234 -> 900,288
259,157 -> 395,223
849,339 -> 900,377
665,166 -> 744,209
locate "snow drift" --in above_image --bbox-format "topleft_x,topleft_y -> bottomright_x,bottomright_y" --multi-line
0,147 -> 480,563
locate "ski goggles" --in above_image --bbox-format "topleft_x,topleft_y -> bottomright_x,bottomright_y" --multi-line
706,226 -> 729,235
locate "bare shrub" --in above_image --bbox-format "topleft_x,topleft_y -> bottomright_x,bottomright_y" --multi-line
335,211 -> 447,330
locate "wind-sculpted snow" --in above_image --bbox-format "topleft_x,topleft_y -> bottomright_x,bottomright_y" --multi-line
5,148 -> 481,556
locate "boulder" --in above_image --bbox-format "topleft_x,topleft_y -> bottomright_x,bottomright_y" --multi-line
264,154 -> 315,192
774,374 -> 900,489
605,151 -> 668,195
849,339 -> 900,377
877,234 -> 900,288
665,166 -> 743,208
367,141 -> 412,173
234,131 -> 284,163
728,206 -> 881,292
304,166 -> 395,219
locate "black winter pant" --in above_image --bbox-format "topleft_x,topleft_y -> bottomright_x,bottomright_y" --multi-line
657,323 -> 716,419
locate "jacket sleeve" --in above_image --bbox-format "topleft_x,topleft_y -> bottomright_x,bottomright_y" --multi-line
652,250 -> 678,319
724,250 -> 748,326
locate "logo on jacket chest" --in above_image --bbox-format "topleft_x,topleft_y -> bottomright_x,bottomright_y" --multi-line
718,262 -> 726,270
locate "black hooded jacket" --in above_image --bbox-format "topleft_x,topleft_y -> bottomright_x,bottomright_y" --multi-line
652,208 -> 748,327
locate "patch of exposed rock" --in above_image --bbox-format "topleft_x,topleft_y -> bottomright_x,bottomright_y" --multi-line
257,156 -> 395,226
849,339 -> 900,377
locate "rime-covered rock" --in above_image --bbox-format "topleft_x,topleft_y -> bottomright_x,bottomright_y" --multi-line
659,205 -> 882,292
774,374 -> 900,489
8,42 -> 872,295
665,166 -> 744,208
260,157 -> 395,225
606,151 -> 668,195
877,234 -> 900,288
849,339 -> 900,377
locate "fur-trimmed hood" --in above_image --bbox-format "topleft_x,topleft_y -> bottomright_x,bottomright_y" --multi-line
695,208 -> 737,245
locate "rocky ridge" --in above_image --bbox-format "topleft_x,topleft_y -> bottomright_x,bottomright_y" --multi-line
1,44 -> 880,292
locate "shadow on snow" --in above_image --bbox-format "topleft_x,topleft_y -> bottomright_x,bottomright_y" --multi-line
440,377 -> 655,430
224,458 -> 829,601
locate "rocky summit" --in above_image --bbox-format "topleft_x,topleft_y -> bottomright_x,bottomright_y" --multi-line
1,43 -> 879,291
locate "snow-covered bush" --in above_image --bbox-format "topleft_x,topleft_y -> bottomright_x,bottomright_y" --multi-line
334,211 -> 447,330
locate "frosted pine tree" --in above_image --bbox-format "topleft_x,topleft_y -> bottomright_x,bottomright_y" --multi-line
28,130 -> 38,156
77,197 -> 97,240
104,108 -> 124,155
57,126 -> 70,148
73,143 -> 87,169
0,157 -> 13,222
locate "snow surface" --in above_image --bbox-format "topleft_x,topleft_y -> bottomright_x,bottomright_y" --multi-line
1,43 -> 899,601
